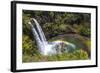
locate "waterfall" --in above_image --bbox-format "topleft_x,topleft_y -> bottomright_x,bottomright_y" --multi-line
29,18 -> 76,55
32,18 -> 47,45
28,18 -> 47,55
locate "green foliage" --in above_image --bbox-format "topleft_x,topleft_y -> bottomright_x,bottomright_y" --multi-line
22,10 -> 91,62
72,49 -> 88,60
80,27 -> 91,37
23,55 -> 33,62
23,10 -> 91,38
23,49 -> 88,62
22,35 -> 38,56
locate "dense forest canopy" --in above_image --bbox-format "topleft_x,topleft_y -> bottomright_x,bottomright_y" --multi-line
23,10 -> 91,39
22,10 -> 91,62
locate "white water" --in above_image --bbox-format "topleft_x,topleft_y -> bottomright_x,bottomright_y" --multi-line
29,18 -> 76,55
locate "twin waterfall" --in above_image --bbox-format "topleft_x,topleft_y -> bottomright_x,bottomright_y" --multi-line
28,18 -> 76,55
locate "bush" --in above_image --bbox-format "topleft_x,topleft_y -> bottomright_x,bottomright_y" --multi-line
73,49 -> 89,60
22,35 -> 38,56
23,49 -> 89,62
80,27 -> 90,37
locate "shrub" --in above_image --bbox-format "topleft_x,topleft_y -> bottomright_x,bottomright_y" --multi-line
80,27 -> 91,37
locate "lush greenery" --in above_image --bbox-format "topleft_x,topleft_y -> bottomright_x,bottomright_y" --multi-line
22,10 -> 91,62
23,49 -> 88,62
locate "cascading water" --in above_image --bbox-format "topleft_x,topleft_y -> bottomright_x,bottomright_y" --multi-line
29,18 -> 76,55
